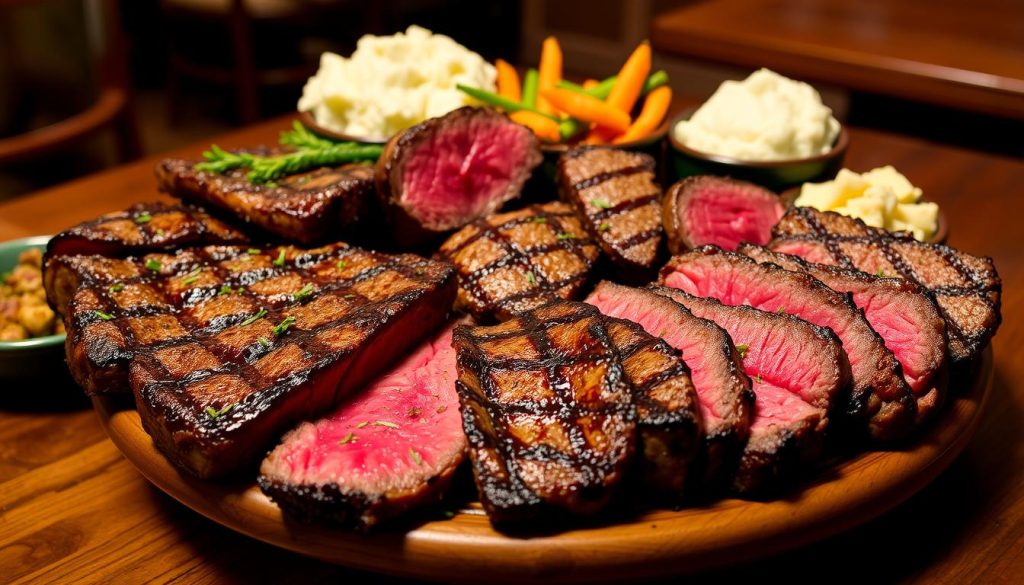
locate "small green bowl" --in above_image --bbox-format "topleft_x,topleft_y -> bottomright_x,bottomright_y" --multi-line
0,235 -> 67,380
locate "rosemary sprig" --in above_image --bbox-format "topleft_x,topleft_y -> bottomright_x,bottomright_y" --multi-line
279,120 -> 337,150
194,140 -> 383,184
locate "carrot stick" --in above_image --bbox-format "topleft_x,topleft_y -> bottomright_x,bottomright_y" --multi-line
495,59 -> 521,102
582,79 -> 600,90
510,110 -> 561,142
612,86 -> 672,144
537,36 -> 563,114
606,41 -> 651,114
540,88 -> 630,133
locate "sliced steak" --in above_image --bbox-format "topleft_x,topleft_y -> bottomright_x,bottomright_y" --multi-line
660,246 -> 917,442
557,146 -> 664,277
740,244 -> 948,423
376,107 -> 542,246
258,323 -> 465,530
585,282 -> 754,488
157,156 -> 376,244
437,202 -> 600,321
770,206 -> 1001,364
662,176 -> 784,253
652,287 -> 851,493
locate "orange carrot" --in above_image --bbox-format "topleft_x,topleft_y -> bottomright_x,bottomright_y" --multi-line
495,59 -> 521,102
582,79 -> 600,90
541,88 -> 631,133
536,36 -> 563,114
612,86 -> 672,144
510,110 -> 561,142
606,41 -> 651,114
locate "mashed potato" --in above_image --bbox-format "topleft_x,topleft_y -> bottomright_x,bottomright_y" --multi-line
299,26 -> 496,140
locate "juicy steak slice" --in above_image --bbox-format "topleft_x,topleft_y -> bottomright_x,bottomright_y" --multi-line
56,241 -> 456,477
437,202 -> 600,321
770,206 -> 1001,364
376,107 -> 542,246
585,282 -> 754,488
740,244 -> 948,423
652,287 -> 851,493
157,156 -> 377,244
453,301 -> 637,527
258,323 -> 466,529
662,176 -> 785,253
661,246 -> 917,442
557,147 -> 664,276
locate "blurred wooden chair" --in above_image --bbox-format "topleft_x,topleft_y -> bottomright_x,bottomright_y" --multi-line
0,0 -> 141,166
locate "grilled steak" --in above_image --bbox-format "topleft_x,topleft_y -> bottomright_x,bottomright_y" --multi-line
662,176 -> 784,253
376,107 -> 542,246
661,246 -> 917,442
740,244 -> 948,423
156,155 -> 376,244
770,206 -> 1001,365
437,202 -> 600,321
54,240 -> 456,477
652,287 -> 851,493
557,147 -> 664,277
259,323 -> 465,529
585,282 -> 754,488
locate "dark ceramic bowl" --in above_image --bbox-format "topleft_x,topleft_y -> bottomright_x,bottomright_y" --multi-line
0,235 -> 67,379
298,111 -> 389,145
667,108 -> 849,191
779,188 -> 948,244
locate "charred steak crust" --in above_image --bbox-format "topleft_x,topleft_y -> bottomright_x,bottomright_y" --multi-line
662,176 -> 784,253
437,201 -> 600,321
156,155 -> 376,244
770,206 -> 1001,364
557,146 -> 664,275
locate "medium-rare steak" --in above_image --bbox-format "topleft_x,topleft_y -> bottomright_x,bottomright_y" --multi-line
437,201 -> 600,321
770,206 -> 1001,365
661,246 -> 917,442
156,155 -> 376,244
376,107 -> 542,246
259,323 -> 466,529
652,287 -> 851,493
740,244 -> 948,423
662,176 -> 784,253
557,146 -> 664,277
585,282 -> 754,489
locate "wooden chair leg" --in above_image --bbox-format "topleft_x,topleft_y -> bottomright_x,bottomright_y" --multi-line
228,8 -> 259,123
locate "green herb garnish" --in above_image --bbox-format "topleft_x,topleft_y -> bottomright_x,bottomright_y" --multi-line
877,268 -> 888,277
598,222 -> 611,232
273,249 -> 287,267
338,432 -> 356,445
145,258 -> 162,272
754,373 -> 763,384
409,448 -> 423,465
336,259 -> 347,270
218,284 -> 233,296
271,316 -> 297,336
442,510 -> 455,519
109,283 -> 125,293
775,306 -> 787,314
195,141 -> 383,184
247,248 -> 260,255
264,181 -> 279,189
239,308 -> 267,327
532,216 -> 548,224
373,420 -> 399,429
735,344 -> 749,359
293,283 -> 315,301
344,293 -> 356,299
356,421 -> 369,428
135,212 -> 153,224
590,198 -> 611,209
279,120 -> 337,150
556,233 -> 574,241
205,403 -> 233,419
94,310 -> 114,321
257,337 -> 271,348
182,268 -> 201,285
526,271 -> 537,285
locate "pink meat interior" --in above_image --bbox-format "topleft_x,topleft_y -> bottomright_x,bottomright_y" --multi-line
771,240 -> 838,266
851,290 -> 933,391
680,183 -> 784,250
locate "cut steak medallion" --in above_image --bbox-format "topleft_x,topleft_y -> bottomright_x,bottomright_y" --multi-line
652,287 -> 851,493
770,206 -> 1001,364
739,244 -> 948,423
437,201 -> 599,321
557,146 -> 664,277
376,107 -> 542,246
585,282 -> 754,488
660,246 -> 917,442
259,323 -> 465,529
662,176 -> 784,253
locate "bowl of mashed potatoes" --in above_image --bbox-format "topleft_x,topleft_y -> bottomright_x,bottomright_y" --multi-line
668,69 -> 848,191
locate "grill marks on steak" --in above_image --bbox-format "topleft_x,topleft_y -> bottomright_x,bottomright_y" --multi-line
585,282 -> 754,488
557,147 -> 664,275
157,156 -> 376,244
770,206 -> 1001,364
258,324 -> 465,529
437,202 -> 599,321
739,244 -> 948,423
56,242 -> 456,477
661,246 -> 917,442
662,176 -> 784,253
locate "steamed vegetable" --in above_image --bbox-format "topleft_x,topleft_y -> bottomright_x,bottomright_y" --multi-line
541,88 -> 630,133
613,86 -> 672,144
537,36 -> 563,114
495,59 -> 521,102
510,111 -> 561,142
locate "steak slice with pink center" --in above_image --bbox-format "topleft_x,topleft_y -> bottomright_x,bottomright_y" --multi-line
660,246 -> 917,442
259,324 -> 465,530
662,176 -> 785,253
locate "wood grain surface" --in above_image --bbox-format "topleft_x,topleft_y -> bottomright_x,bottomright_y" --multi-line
1,114 -> 1022,584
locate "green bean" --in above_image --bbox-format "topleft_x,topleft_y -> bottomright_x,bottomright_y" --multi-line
521,68 -> 539,108
456,84 -> 556,119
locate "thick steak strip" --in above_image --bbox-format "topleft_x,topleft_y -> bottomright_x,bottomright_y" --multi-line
259,324 -> 465,529
740,244 -> 948,423
661,246 -> 917,442
653,287 -> 851,493
437,202 -> 599,321
157,156 -> 376,244
662,176 -> 784,253
770,206 -> 1001,364
557,147 -> 664,276
585,282 -> 754,488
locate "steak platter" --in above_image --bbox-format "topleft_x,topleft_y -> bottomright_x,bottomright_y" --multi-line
42,106 -> 1002,535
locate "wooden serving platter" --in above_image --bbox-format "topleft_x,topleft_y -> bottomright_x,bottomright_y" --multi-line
93,348 -> 992,584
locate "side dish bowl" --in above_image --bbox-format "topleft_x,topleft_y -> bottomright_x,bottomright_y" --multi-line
0,235 -> 66,379
779,188 -> 949,244
298,111 -> 389,145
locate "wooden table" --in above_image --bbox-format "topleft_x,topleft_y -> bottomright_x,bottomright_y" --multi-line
651,0 -> 1024,119
2,116 -> 1023,584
